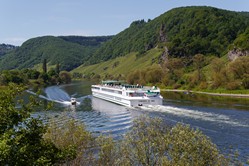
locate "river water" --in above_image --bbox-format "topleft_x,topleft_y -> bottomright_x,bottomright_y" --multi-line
28,80 -> 249,163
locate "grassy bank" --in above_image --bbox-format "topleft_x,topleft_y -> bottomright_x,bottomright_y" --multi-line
72,49 -> 163,77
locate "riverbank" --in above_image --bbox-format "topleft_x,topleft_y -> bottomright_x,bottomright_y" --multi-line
162,89 -> 249,98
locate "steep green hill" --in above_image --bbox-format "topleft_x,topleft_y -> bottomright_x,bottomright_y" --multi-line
0,36 -> 111,71
88,6 -> 249,64
0,44 -> 17,57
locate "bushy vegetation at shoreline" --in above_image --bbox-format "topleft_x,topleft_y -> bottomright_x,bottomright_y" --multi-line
0,59 -> 72,87
73,51 -> 249,91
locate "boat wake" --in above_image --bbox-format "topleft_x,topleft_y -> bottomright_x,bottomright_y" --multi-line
27,86 -> 90,106
26,90 -> 50,101
28,87 -> 134,137
140,105 -> 249,127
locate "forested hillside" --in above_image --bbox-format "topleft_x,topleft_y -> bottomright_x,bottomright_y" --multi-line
59,36 -> 112,46
0,6 -> 248,81
0,44 -> 17,57
88,6 -> 249,64
0,36 -> 111,71
232,27 -> 249,50
75,6 -> 249,90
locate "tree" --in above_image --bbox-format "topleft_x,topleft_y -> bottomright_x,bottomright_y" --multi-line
42,58 -> 47,73
228,56 -> 249,80
0,84 -> 29,134
39,72 -> 49,84
56,63 -> 60,75
27,69 -> 40,79
0,84 -> 72,165
227,56 -> 249,89
44,116 -> 95,165
97,116 -> 228,165
163,58 -> 184,83
211,57 -> 224,74
210,58 -> 229,88
0,70 -> 28,85
193,54 -> 205,82
127,70 -> 141,85
145,65 -> 163,84
59,71 -> 72,84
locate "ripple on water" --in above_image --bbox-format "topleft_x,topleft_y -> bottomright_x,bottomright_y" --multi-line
28,85 -> 134,139
29,83 -> 249,163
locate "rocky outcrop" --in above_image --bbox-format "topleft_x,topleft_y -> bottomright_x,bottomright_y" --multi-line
227,48 -> 249,61
159,24 -> 168,42
158,46 -> 169,66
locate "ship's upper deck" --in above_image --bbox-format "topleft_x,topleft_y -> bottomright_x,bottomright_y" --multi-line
92,80 -> 160,92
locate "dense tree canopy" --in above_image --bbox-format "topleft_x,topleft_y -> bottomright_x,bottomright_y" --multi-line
90,6 -> 249,64
0,36 -> 112,71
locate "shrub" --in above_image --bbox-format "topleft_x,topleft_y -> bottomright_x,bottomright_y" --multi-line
114,116 -> 228,165
173,83 -> 181,89
44,116 -> 95,165
242,74 -> 249,89
59,71 -> 72,84
199,81 -> 208,89
225,81 -> 241,90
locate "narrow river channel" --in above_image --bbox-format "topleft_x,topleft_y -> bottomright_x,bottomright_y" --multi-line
27,80 -> 249,163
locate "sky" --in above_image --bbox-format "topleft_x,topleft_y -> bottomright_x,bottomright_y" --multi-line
1,0 -> 249,46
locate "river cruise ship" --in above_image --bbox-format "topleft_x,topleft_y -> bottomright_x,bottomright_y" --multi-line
91,80 -> 163,107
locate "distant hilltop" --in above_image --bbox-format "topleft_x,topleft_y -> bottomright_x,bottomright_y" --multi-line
0,44 -> 17,57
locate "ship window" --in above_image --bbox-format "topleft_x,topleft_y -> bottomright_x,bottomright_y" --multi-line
130,93 -> 144,97
102,88 -> 115,93
139,100 -> 149,102
101,88 -> 122,94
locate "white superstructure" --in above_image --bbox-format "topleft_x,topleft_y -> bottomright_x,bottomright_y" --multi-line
91,80 -> 163,107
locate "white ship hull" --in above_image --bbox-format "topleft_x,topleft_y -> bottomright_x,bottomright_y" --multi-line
91,83 -> 163,107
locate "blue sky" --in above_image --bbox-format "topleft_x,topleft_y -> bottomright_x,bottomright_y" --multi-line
1,0 -> 249,46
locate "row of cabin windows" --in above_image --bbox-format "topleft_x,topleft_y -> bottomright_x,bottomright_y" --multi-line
127,93 -> 144,97
102,88 -> 122,94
